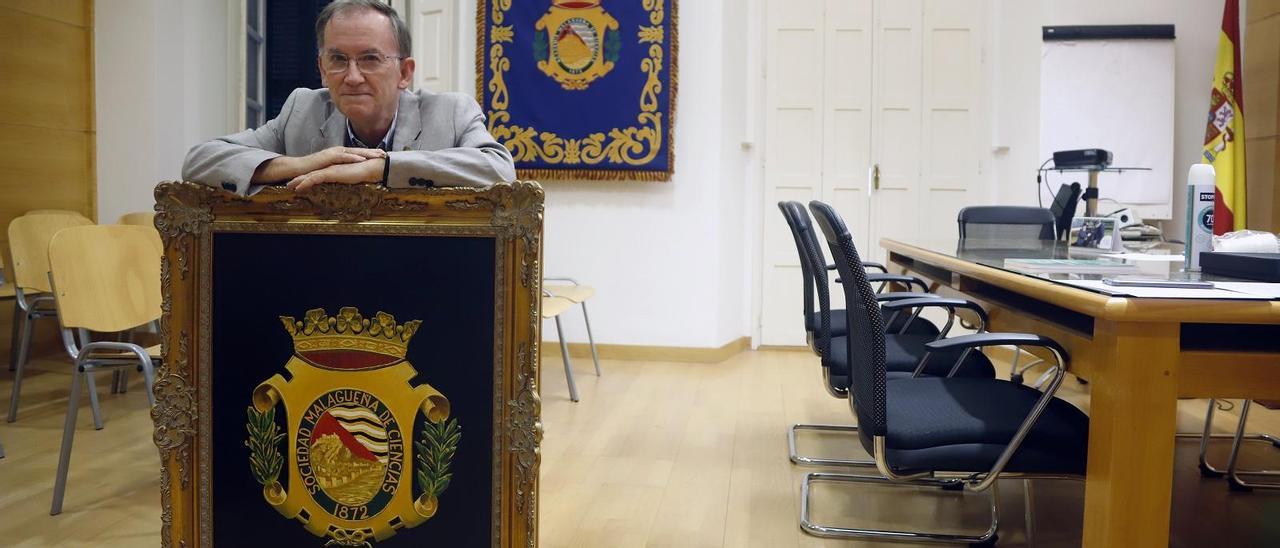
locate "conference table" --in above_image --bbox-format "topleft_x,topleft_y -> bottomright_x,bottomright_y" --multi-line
880,237 -> 1280,548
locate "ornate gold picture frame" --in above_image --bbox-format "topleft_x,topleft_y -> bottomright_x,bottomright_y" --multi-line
154,181 -> 544,547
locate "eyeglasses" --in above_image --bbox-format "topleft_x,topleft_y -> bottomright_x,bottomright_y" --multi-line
320,52 -> 402,74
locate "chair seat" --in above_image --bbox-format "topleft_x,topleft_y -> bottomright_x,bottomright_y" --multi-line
883,377 -> 1089,474
541,296 -> 574,319
827,334 -> 994,379
84,344 -> 163,361
545,284 -> 595,303
809,309 -> 940,338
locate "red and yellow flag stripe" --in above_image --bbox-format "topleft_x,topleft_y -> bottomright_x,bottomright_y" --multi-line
1202,0 -> 1247,234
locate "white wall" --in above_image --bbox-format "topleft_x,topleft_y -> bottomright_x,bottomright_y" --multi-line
455,0 -> 754,349
990,0 -> 1225,239
94,0 -> 1227,350
96,0 -> 235,223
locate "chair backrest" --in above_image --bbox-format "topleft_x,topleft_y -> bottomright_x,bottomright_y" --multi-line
7,213 -> 94,292
957,206 -> 1055,241
117,211 -> 156,228
778,202 -> 837,358
0,246 -> 14,292
777,202 -> 816,326
47,225 -> 162,332
26,209 -> 88,218
809,201 -> 887,450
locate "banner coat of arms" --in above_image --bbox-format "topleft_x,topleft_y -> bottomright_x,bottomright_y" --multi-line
478,0 -> 678,181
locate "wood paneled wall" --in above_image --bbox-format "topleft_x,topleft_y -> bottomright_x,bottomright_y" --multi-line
0,0 -> 95,356
1245,0 -> 1280,231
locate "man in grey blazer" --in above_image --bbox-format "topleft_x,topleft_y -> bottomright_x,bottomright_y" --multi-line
182,0 -> 515,195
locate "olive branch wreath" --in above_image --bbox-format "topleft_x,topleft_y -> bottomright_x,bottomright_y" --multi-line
246,406 -> 284,486
416,418 -> 462,498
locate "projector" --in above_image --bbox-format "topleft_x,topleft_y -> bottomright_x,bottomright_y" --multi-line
1053,148 -> 1113,169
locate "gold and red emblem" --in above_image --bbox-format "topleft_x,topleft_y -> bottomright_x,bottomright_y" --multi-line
533,0 -> 620,90
246,307 -> 460,546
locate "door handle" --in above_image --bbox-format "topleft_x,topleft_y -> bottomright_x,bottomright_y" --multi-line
869,163 -> 880,193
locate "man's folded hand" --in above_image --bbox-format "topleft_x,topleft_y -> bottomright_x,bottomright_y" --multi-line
286,158 -> 386,192
252,146 -> 386,184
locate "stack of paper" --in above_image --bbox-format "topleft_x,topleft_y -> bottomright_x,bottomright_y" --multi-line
1003,258 -> 1138,275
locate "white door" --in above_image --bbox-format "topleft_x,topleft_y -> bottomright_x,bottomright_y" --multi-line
410,0 -> 455,92
866,0 -> 986,263
917,0 -> 985,245
758,0 -> 986,346
760,0 -> 828,346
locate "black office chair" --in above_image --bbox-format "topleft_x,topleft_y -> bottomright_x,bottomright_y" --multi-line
781,201 -> 996,467
956,205 -> 1060,385
957,206 -> 1056,241
777,201 -> 936,351
802,200 -> 1089,545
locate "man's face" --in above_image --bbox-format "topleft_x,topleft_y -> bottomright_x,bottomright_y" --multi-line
319,9 -> 415,129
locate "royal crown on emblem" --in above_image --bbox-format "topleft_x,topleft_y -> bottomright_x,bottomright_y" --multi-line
281,307 -> 421,362
553,0 -> 601,8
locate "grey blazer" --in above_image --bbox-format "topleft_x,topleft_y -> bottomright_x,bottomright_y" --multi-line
181,88 -> 516,195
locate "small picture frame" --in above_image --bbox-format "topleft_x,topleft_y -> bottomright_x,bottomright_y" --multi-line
1069,217 -> 1123,252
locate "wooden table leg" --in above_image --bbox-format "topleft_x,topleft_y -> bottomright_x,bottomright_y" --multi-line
1082,321 -> 1179,547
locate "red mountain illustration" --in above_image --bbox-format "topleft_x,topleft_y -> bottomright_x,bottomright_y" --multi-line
310,412 -> 379,462
557,25 -> 586,44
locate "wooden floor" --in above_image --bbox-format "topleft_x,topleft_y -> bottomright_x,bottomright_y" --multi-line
1,349 -> 1279,546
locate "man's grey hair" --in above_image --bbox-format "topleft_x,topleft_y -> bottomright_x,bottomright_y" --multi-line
316,0 -> 412,58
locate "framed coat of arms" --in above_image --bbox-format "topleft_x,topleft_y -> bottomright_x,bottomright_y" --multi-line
152,181 -> 544,547
478,0 -> 678,181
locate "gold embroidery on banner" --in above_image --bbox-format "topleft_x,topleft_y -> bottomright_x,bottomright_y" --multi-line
492,25 -> 514,43
638,25 -> 663,44
485,0 -> 668,168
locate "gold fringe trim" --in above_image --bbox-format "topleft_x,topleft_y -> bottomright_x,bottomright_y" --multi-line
474,0 -> 486,101
475,0 -> 680,182
518,168 -> 671,182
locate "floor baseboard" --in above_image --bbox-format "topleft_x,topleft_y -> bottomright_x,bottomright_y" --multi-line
541,336 -> 751,363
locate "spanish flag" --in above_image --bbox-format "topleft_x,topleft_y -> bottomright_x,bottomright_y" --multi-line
1202,0 -> 1247,234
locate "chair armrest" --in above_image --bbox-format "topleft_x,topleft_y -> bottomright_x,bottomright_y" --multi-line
865,274 -> 928,292
830,262 -> 886,272
874,292 -> 937,302
916,332 -> 1073,492
880,297 -> 988,336
924,332 -> 1067,358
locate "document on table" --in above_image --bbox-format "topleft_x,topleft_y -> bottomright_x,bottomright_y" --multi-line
1059,279 -> 1278,300
1213,282 -> 1280,299
1099,252 -> 1185,262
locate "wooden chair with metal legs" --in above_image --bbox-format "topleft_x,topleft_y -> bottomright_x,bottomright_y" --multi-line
543,277 -> 602,377
113,211 -> 161,391
116,211 -> 156,228
541,292 -> 585,402
2,247 -> 16,354
46,224 -> 163,515
7,213 -> 94,421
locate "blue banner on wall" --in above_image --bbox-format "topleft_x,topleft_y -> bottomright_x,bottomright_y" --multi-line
477,0 -> 677,181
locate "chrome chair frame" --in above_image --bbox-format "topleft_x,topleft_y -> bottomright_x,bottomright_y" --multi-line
799,331 -> 1084,544
543,290 -> 586,402
8,286 -> 98,423
50,324 -> 157,515
544,276 -> 601,376
1170,399 -> 1280,480
1223,399 -> 1280,491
